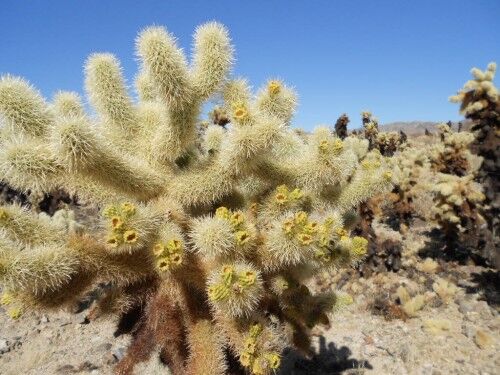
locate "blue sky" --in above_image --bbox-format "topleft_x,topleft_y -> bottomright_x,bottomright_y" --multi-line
1,1 -> 499,129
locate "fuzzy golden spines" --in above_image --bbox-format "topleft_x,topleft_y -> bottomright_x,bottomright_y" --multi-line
207,262 -> 263,317
237,322 -> 285,375
256,79 -> 298,125
136,26 -> 193,110
0,75 -> 53,138
84,53 -> 138,149
103,201 -> 164,254
52,115 -> 166,200
190,207 -> 256,261
191,22 -> 234,100
152,221 -> 186,274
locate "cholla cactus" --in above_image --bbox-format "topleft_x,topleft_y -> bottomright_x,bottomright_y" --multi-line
334,113 -> 349,139
361,111 -> 379,149
391,146 -> 434,225
0,23 -> 393,374
375,131 -> 405,157
429,123 -> 479,176
431,173 -> 485,257
450,62 -> 499,268
360,112 -> 404,156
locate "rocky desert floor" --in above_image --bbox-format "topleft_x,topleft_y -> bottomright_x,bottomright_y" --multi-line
1,226 -> 499,375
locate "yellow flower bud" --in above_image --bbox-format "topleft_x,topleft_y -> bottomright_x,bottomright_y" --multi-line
102,205 -> 118,218
289,188 -> 303,200
123,230 -> 138,244
166,239 -> 182,253
265,352 -> 281,369
111,216 -> 123,230
275,192 -> 288,205
233,105 -> 248,121
240,351 -> 252,367
249,323 -> 263,338
294,211 -> 308,225
319,139 -> 329,151
304,221 -> 318,234
336,228 -> 348,237
268,80 -> 281,95
244,338 -> 256,354
0,209 -> 9,220
282,218 -> 295,234
208,284 -> 230,301
153,243 -> 165,257
215,206 -> 230,220
170,253 -> 183,266
106,234 -> 121,247
230,212 -> 245,228
351,236 -> 368,257
156,258 -> 170,272
121,202 -> 136,216
297,232 -> 313,246
332,139 -> 344,154
239,270 -> 256,286
252,358 -> 264,375
236,230 -> 250,246
222,265 -> 234,285
8,307 -> 22,320
1,292 -> 13,305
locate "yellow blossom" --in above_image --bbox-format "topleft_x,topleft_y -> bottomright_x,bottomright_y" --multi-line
121,202 -> 136,216
124,230 -> 138,244
215,206 -> 230,220
111,216 -> 123,230
297,232 -> 313,246
268,80 -> 281,95
240,351 -> 252,367
153,243 -> 165,257
236,230 -> 250,246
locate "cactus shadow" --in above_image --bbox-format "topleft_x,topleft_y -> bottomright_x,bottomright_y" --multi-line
464,269 -> 500,307
279,336 -> 372,374
418,228 -> 487,266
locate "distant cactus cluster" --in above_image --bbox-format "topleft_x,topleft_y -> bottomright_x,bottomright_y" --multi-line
0,23 -> 394,374
350,62 -> 498,272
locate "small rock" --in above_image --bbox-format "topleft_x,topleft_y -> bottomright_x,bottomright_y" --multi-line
461,323 -> 475,338
111,347 -> 126,362
398,342 -> 414,363
56,364 -> 76,374
0,339 -> 10,354
40,315 -> 49,323
363,344 -> 377,357
96,342 -> 112,352
104,351 -> 118,365
458,300 -> 475,314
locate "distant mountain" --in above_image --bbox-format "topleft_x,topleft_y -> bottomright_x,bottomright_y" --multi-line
376,120 -> 472,135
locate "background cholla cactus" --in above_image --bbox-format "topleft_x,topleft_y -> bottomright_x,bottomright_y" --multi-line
360,111 -> 404,156
375,131 -> 405,157
334,113 -> 349,139
450,62 -> 499,268
429,123 -> 479,176
390,146 -> 435,227
431,173 -> 485,260
0,22 -> 393,375
361,111 -> 379,149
